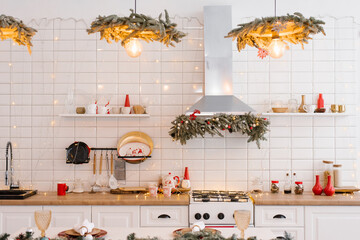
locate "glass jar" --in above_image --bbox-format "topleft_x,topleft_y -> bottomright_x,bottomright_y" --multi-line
333,164 -> 343,187
270,180 -> 279,193
284,173 -> 291,194
323,160 -> 334,187
294,181 -> 304,194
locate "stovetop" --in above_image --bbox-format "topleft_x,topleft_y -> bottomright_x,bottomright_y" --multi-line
191,190 -> 249,202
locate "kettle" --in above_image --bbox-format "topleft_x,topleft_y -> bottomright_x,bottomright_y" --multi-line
162,172 -> 180,188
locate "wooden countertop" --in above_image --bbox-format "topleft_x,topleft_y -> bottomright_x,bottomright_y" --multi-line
0,192 -> 190,206
251,191 -> 360,206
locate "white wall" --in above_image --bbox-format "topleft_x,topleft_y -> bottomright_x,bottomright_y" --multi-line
0,0 -> 359,191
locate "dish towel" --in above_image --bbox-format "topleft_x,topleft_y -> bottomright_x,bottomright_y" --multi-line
191,221 -> 205,232
74,219 -> 95,236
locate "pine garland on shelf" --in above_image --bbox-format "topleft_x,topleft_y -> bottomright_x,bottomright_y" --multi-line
169,112 -> 270,149
0,15 -> 37,54
87,9 -> 186,47
225,12 -> 325,52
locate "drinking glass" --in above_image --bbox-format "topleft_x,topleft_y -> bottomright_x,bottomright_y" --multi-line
234,210 -> 251,239
34,210 -> 52,239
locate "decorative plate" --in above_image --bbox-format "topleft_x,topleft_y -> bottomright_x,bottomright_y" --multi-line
117,131 -> 153,164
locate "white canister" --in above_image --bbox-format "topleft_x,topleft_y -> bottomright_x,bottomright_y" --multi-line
333,164 -> 343,187
86,104 -> 97,114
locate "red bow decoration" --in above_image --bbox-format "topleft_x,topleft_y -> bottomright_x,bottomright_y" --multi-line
189,109 -> 200,120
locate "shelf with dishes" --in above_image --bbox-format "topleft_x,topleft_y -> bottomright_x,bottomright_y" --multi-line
59,114 -> 150,118
261,112 -> 349,117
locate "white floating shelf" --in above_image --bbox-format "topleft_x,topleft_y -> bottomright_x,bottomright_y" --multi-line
59,114 -> 150,118
261,113 -> 349,117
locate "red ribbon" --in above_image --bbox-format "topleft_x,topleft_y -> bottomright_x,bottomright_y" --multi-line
189,109 -> 200,120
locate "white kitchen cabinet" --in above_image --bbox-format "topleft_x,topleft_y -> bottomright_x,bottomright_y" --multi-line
140,206 -> 188,227
255,206 -> 304,240
92,206 -> 140,228
305,206 -> 360,240
43,206 -> 91,228
0,206 -> 42,234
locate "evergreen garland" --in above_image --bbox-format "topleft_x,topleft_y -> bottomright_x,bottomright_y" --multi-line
169,113 -> 270,149
226,12 -> 325,52
87,9 -> 186,47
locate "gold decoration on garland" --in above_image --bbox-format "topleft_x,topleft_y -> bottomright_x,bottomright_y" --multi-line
87,9 -> 186,47
169,112 -> 270,149
0,15 -> 37,54
226,12 -> 325,52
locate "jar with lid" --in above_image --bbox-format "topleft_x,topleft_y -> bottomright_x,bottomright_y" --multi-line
333,164 -> 343,187
323,160 -> 334,187
294,181 -> 304,194
284,173 -> 291,194
270,180 -> 280,193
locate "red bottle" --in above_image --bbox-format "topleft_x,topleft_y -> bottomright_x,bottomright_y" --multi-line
324,175 -> 335,196
317,93 -> 324,109
312,175 -> 323,195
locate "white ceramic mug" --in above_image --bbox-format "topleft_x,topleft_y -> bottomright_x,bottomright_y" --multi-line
163,187 -> 172,198
303,104 -> 316,113
111,107 -> 120,114
181,179 -> 191,188
86,104 -> 97,114
98,106 -> 109,114
121,107 -> 131,114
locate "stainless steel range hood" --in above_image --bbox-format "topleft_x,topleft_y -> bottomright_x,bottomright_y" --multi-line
186,5 -> 254,116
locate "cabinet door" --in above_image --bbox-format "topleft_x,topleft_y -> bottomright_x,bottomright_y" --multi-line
140,206 -> 188,227
305,206 -> 360,240
92,206 -> 139,228
0,206 -> 42,234
43,206 -> 91,228
269,227 -> 304,240
255,206 -> 304,227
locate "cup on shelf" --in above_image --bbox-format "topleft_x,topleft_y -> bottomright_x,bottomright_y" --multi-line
111,107 -> 121,114
86,104 -> 97,114
98,106 -> 109,115
303,104 -> 316,113
330,104 -> 338,113
121,107 -> 131,114
76,107 -> 86,114
338,105 -> 346,113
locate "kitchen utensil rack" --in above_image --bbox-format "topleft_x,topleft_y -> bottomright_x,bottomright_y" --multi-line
64,147 -> 151,159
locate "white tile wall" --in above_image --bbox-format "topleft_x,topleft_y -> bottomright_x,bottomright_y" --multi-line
0,16 -> 358,192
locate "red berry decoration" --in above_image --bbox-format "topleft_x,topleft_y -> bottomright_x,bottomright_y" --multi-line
222,128 -> 225,131
264,118 -> 267,121
181,120 -> 184,123
250,126 -> 253,130
207,121 -> 210,125
257,48 -> 268,59
228,125 -> 231,129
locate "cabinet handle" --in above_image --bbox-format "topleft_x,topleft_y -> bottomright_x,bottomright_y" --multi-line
158,214 -> 171,219
273,214 -> 286,219
275,237 -> 286,240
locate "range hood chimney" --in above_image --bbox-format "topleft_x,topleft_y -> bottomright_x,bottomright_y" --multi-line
186,5 -> 254,116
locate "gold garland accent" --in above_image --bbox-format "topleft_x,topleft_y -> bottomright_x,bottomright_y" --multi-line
87,9 -> 186,47
226,12 -> 325,51
0,15 -> 37,54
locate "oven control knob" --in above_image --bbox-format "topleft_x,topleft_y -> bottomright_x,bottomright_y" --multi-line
195,213 -> 202,220
218,213 -> 225,220
203,213 -> 210,220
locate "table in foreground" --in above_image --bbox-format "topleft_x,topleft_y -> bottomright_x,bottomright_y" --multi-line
13,227 -> 276,239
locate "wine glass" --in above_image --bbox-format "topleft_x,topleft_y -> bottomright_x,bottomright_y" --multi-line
234,210 -> 251,239
34,210 -> 52,239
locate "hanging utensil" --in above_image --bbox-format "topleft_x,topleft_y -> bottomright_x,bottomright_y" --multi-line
109,151 -> 118,189
96,151 -> 103,187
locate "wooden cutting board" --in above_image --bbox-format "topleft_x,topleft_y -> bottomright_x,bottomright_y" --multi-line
110,187 -> 148,194
335,186 -> 360,193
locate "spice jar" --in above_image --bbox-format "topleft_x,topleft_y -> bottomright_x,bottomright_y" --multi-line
323,160 -> 334,187
271,181 -> 280,193
333,164 -> 343,187
294,181 -> 304,194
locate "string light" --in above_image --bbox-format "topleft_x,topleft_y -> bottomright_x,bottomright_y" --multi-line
268,37 -> 286,58
124,38 -> 143,58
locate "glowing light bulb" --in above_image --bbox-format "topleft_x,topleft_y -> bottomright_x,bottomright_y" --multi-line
268,38 -> 286,58
125,39 -> 143,58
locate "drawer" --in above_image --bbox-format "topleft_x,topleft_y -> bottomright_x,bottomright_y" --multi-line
268,227 -> 304,240
255,206 -> 304,227
140,206 -> 188,227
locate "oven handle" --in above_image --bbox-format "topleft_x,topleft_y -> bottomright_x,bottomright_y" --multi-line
158,214 -> 171,219
273,214 -> 286,219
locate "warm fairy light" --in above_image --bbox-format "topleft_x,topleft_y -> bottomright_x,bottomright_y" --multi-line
155,59 -> 159,63
50,120 -> 55,126
11,101 -> 15,105
268,38 -> 286,58
53,100 -> 58,105
194,66 -> 199,70
51,74 -> 55,79
13,125 -> 16,129
155,80 -> 160,84
163,85 -> 169,91
186,107 -> 190,110
54,37 -> 59,41
125,39 -> 143,58
97,84 -> 104,90
8,63 -> 12,67
193,85 -> 197,89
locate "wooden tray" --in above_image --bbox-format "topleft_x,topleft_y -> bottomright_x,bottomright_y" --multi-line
110,187 -> 148,194
335,186 -> 360,193
58,228 -> 107,239
173,228 -> 220,236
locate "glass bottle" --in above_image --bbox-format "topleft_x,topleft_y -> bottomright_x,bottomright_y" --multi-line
333,164 -> 343,187
323,160 -> 334,187
284,173 -> 291,194
292,172 -> 297,193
